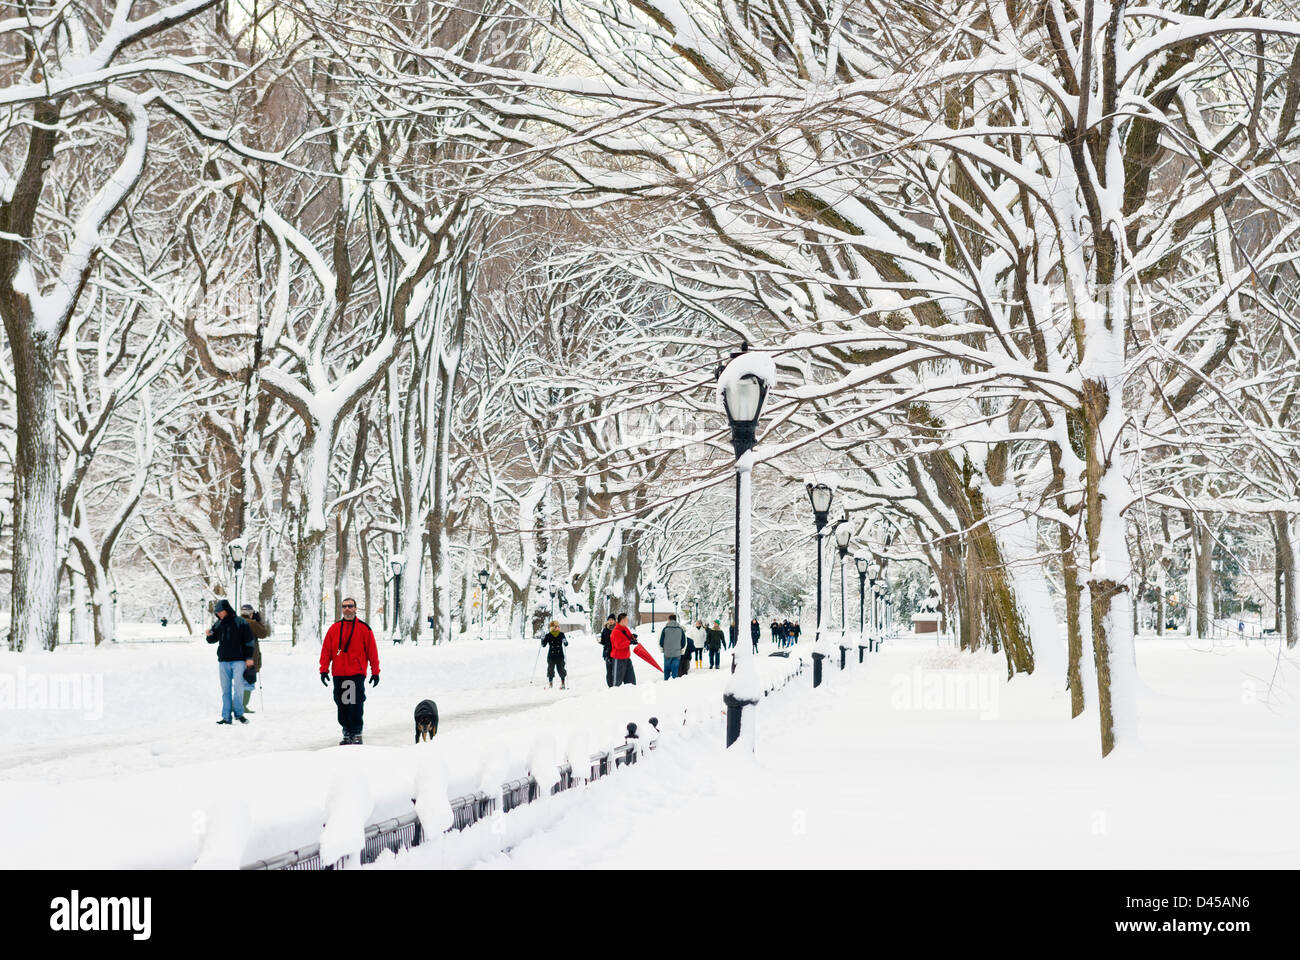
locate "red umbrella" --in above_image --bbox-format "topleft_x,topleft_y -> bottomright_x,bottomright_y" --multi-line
632,643 -> 662,674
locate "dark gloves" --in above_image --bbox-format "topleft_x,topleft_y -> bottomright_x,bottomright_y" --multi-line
320,673 -> 329,686
369,675 -> 379,688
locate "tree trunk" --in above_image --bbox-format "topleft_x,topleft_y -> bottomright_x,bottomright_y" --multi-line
8,337 -> 61,651
1061,525 -> 1085,718
291,429 -> 334,648
1195,520 -> 1212,639
1081,372 -> 1137,758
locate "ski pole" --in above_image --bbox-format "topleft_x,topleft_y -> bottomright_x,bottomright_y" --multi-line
528,642 -> 542,684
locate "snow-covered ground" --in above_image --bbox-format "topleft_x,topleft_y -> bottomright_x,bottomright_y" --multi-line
2,626 -> 1297,868
451,633 -> 1300,869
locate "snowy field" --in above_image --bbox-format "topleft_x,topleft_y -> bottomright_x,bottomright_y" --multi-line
2,627 -> 1297,868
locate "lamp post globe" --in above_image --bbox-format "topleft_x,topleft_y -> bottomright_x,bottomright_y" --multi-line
716,342 -> 775,748
227,538 -> 246,610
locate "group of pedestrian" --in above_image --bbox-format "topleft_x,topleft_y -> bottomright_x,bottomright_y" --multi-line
209,591 -> 804,741
770,618 -> 801,647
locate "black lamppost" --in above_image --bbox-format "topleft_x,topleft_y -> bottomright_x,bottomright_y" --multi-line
227,538 -> 245,611
390,554 -> 405,643
795,598 -> 803,641
833,515 -> 852,670
856,555 -> 869,662
478,568 -> 489,636
548,583 -> 557,620
805,481 -> 833,687
692,594 -> 700,623
717,341 -> 773,748
866,560 -> 880,651
110,588 -> 118,644
647,582 -> 656,643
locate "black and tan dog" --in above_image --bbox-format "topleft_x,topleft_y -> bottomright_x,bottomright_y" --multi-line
414,699 -> 439,743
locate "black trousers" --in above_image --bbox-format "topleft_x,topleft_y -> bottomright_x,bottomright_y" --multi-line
333,675 -> 366,736
707,647 -> 721,668
614,659 -> 636,685
604,655 -> 614,687
547,656 -> 567,681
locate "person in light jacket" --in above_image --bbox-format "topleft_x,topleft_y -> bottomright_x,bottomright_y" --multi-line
690,620 -> 706,667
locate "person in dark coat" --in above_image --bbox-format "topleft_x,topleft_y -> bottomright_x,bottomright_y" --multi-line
599,615 -> 616,688
751,618 -> 761,653
206,599 -> 256,724
704,620 -> 725,669
728,622 -> 737,648
239,603 -> 269,713
541,620 -> 569,689
318,597 -> 380,745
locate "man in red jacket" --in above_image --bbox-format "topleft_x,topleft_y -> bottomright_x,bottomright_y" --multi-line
610,612 -> 637,686
319,598 -> 380,745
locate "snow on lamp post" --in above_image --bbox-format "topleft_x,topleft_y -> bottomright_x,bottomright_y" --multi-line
548,583 -> 557,620
390,554 -> 405,644
805,480 -> 833,687
227,538 -> 245,611
646,582 -> 656,641
717,342 -> 774,749
477,568 -> 489,637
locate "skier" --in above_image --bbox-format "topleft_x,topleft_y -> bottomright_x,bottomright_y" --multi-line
599,614 -> 616,687
541,620 -> 569,689
239,603 -> 269,714
704,620 -> 725,669
610,613 -> 637,686
318,597 -> 380,745
658,613 -> 686,680
207,599 -> 256,725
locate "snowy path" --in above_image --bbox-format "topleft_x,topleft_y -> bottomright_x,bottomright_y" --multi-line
7,629 -> 1296,868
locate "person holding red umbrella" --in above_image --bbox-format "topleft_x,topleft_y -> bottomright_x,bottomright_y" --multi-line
610,612 -> 662,685
610,613 -> 636,686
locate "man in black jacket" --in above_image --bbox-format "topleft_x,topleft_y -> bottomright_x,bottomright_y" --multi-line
599,615 -> 615,687
206,599 -> 256,725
